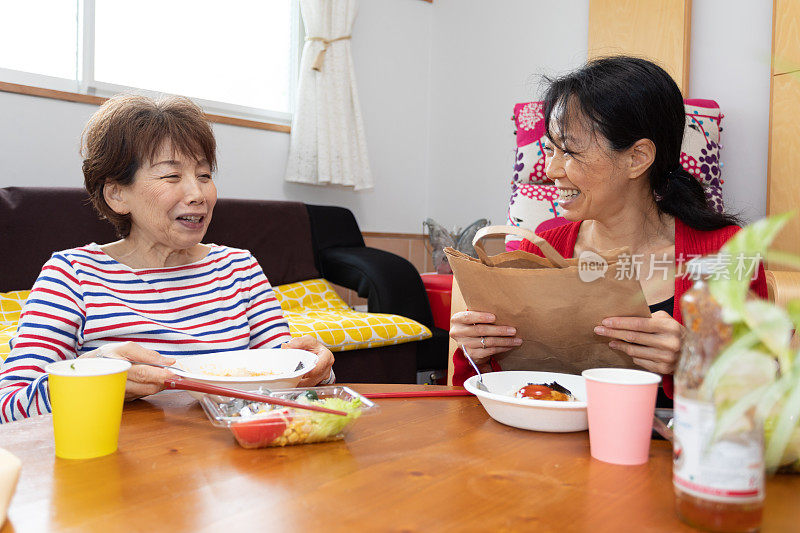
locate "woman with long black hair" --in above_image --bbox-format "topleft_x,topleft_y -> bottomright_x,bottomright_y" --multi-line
449,56 -> 767,393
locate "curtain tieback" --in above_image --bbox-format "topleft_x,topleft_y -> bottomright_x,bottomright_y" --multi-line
306,35 -> 351,71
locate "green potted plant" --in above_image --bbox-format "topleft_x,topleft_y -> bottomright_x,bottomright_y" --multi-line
701,213 -> 800,473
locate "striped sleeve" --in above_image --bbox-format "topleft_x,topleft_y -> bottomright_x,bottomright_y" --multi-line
245,254 -> 292,349
0,253 -> 85,423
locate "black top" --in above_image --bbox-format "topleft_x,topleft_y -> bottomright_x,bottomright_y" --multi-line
648,295 -> 676,413
648,296 -> 675,316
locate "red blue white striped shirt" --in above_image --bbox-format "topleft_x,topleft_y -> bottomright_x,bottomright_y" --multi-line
0,244 -> 292,422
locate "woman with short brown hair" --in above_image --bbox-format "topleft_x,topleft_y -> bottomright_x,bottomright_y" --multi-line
0,94 -> 334,422
82,94 -> 217,237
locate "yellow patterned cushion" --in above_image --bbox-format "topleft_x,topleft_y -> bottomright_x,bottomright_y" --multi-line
0,325 -> 14,361
0,291 -> 30,360
273,279 -> 431,352
0,282 -> 433,359
0,290 -> 28,325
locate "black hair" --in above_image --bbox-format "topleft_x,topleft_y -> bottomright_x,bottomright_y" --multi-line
542,55 -> 740,231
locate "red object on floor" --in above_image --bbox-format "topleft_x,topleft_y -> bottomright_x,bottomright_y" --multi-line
420,273 -> 454,330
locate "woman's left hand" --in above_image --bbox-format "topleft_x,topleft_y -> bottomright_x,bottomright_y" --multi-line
282,335 -> 335,386
593,311 -> 685,374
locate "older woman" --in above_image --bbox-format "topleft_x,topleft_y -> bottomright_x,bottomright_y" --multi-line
0,94 -> 333,422
450,56 -> 767,392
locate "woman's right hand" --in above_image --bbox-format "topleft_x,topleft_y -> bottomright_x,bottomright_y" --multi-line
80,342 -> 176,400
449,311 -> 521,364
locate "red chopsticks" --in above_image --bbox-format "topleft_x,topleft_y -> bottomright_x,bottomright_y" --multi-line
163,376 -> 347,416
361,390 -> 473,399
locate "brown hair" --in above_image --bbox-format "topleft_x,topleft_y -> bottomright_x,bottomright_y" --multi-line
81,94 -> 217,237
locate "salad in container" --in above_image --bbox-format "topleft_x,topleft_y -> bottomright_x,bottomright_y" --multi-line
200,386 -> 377,448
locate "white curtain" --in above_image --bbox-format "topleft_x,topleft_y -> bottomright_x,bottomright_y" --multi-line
284,0 -> 373,190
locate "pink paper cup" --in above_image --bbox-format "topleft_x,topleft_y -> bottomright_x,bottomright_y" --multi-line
581,368 -> 661,465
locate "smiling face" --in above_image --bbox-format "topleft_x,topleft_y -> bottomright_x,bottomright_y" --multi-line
104,141 -> 217,255
542,103 -> 645,223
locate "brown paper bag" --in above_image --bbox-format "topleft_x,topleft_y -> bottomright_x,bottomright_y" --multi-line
445,225 -> 651,374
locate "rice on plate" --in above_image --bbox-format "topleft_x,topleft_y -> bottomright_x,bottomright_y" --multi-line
173,348 -> 318,399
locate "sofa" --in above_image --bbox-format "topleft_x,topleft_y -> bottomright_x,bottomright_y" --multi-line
0,187 -> 449,383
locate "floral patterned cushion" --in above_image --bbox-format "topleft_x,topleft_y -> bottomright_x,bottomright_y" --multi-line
506,183 -> 563,251
512,102 -> 549,184
681,98 -> 724,213
506,99 -> 726,250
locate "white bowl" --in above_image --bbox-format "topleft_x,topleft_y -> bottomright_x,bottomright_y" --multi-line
464,371 -> 588,432
174,349 -> 318,399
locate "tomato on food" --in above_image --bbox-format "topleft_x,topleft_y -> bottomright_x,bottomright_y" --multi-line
231,411 -> 291,448
517,384 -> 555,399
515,384 -> 571,401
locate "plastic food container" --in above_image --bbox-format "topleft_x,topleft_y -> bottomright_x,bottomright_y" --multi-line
199,386 -> 378,448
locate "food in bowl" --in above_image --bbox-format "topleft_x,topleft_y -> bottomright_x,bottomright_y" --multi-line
464,371 -> 588,432
200,386 -> 378,448
513,381 -> 576,402
198,366 -> 279,378
174,349 -> 318,399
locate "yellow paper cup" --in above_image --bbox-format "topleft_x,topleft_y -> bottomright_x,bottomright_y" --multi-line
45,358 -> 131,460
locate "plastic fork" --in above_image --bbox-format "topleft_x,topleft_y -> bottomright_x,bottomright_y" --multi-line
462,344 -> 490,393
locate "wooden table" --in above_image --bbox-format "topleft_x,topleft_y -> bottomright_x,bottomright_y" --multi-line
0,385 -> 797,532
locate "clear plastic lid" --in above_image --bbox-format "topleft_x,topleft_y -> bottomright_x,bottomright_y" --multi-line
199,385 -> 379,448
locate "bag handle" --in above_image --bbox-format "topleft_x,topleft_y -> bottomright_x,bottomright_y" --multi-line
472,225 -> 570,268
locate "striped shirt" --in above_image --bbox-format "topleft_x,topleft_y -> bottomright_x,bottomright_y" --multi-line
0,243 -> 292,422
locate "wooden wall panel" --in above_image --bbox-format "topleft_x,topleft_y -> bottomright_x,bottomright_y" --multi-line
768,0 -> 800,267
767,71 -> 800,259
588,0 -> 691,92
774,0 -> 800,75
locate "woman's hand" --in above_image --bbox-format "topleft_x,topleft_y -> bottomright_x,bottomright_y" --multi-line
449,311 -> 521,365
593,311 -> 685,374
282,335 -> 334,386
80,341 -> 176,400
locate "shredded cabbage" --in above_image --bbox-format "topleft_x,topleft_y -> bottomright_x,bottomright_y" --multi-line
304,397 -> 363,441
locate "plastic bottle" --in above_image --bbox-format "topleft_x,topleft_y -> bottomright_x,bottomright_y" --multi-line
673,256 -> 764,533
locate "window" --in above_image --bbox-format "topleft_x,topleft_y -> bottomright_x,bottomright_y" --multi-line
0,1 -> 79,90
0,0 -> 300,125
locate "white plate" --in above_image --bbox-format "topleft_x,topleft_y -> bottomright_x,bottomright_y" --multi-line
174,349 -> 318,399
464,371 -> 588,432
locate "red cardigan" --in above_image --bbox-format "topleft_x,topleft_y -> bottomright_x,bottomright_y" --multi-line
451,219 -> 768,396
